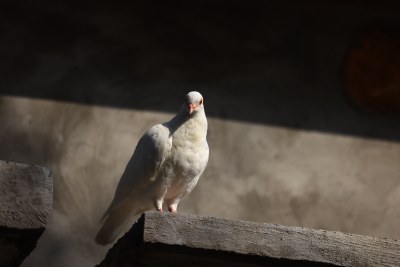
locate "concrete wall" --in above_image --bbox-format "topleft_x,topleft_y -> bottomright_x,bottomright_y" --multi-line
0,1 -> 400,266
0,96 -> 399,266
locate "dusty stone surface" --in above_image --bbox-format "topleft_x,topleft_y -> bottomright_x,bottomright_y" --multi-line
0,161 -> 53,267
98,212 -> 400,267
0,161 -> 53,229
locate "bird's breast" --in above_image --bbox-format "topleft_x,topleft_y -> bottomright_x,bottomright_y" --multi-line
158,111 -> 208,192
158,140 -> 208,188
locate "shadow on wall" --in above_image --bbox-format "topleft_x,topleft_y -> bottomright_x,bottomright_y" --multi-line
0,0 -> 400,141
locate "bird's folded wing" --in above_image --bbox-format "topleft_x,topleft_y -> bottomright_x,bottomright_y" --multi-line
104,124 -> 171,217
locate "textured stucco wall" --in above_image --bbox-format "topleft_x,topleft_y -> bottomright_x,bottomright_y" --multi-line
0,96 -> 399,266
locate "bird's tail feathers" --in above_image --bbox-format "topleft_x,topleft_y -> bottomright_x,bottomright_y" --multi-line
95,199 -> 139,246
99,203 -> 113,224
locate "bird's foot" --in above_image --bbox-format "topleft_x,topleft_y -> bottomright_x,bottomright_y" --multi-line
168,207 -> 177,213
153,199 -> 164,212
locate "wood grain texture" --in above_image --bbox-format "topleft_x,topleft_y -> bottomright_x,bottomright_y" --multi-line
0,160 -> 53,267
98,211 -> 400,267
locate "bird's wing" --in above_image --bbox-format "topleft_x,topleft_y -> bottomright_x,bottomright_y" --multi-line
102,124 -> 171,219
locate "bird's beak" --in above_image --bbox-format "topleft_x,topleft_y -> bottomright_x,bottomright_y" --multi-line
188,103 -> 196,114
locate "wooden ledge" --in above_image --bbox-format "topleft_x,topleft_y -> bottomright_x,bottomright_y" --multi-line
0,160 -> 53,267
98,211 -> 400,267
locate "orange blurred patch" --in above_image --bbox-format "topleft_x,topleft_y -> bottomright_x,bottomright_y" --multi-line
345,31 -> 400,118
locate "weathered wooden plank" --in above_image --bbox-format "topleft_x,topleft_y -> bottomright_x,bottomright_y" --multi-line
98,211 -> 400,267
0,160 -> 53,267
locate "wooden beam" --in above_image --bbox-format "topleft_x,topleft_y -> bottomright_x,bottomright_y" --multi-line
97,211 -> 400,266
0,161 -> 53,267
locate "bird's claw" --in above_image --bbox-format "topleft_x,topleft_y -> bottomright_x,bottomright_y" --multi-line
168,207 -> 177,213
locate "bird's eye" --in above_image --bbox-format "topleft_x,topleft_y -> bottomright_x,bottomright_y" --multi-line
199,99 -> 203,105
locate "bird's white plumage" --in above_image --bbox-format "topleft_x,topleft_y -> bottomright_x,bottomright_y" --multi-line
95,91 -> 209,245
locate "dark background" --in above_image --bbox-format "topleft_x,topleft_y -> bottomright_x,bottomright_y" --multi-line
1,0 -> 400,139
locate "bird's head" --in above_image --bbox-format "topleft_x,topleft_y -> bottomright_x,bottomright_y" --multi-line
184,91 -> 204,115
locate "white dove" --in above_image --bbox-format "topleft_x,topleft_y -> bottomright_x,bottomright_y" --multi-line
95,91 -> 209,245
